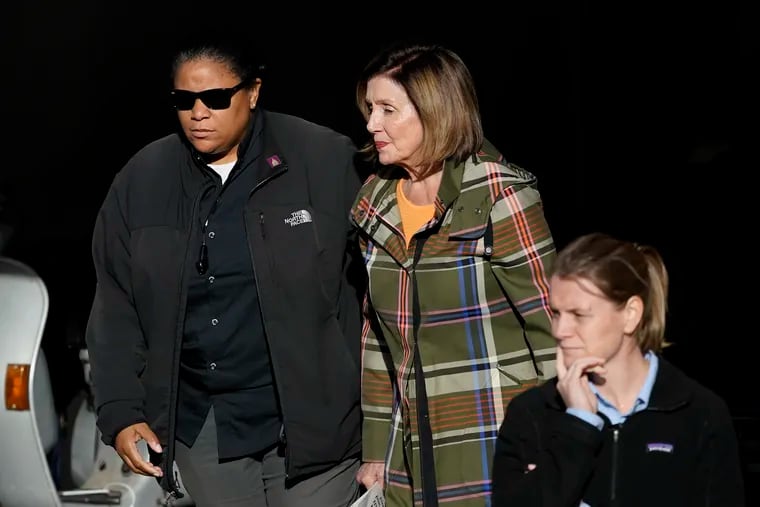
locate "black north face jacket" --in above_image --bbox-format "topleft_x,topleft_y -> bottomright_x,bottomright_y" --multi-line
85,110 -> 364,495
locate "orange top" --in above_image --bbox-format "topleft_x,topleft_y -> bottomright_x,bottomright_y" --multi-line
396,180 -> 435,248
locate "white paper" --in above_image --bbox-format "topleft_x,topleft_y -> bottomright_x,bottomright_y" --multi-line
351,482 -> 385,507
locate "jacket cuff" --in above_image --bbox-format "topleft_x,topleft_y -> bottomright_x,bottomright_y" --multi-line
96,400 -> 146,446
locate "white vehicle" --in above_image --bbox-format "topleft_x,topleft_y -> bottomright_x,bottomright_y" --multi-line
0,256 -> 193,506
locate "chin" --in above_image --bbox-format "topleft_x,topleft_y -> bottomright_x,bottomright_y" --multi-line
190,141 -> 215,153
377,154 -> 398,166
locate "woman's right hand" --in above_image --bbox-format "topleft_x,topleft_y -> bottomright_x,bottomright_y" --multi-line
556,347 -> 606,414
114,422 -> 164,477
356,461 -> 385,489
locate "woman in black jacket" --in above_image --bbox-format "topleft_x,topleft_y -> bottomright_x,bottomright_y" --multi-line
492,232 -> 745,506
85,37 -> 365,507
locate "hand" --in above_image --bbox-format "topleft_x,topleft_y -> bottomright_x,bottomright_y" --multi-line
555,347 -> 606,414
114,422 -> 164,477
356,461 -> 385,489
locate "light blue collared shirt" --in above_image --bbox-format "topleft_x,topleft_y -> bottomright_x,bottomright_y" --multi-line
565,352 -> 658,507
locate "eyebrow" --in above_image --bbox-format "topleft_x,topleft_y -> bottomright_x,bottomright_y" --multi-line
367,97 -> 396,106
551,305 -> 592,314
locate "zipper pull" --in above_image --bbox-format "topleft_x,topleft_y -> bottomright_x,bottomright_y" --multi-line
196,243 -> 208,275
260,212 -> 266,238
196,218 -> 210,275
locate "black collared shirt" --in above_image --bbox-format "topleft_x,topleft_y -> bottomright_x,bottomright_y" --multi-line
176,114 -> 280,459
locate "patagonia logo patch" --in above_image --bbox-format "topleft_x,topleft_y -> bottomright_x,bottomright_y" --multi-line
646,442 -> 674,454
266,155 -> 282,168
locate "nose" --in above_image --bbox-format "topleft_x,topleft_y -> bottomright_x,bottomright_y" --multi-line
190,99 -> 210,120
366,109 -> 381,133
551,314 -> 573,341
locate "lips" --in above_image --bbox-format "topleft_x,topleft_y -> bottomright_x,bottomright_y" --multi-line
190,129 -> 213,139
375,141 -> 389,149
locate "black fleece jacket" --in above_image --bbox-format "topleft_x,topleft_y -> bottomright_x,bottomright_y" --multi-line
492,357 -> 745,506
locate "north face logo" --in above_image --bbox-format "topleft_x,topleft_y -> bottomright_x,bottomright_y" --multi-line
284,210 -> 313,227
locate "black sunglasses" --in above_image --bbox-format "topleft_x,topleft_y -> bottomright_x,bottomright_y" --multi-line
170,81 -> 248,111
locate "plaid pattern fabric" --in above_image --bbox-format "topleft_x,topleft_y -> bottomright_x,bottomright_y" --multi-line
352,143 -> 557,506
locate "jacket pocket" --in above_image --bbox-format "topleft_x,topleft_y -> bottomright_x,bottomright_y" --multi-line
256,205 -> 346,309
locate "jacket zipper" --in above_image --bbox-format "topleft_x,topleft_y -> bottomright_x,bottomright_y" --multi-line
164,186 -> 206,498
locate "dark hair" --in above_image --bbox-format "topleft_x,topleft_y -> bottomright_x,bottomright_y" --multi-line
356,43 -> 483,179
553,233 -> 670,353
170,38 -> 265,86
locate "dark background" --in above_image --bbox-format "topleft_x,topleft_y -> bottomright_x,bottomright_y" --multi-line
2,1 -> 757,500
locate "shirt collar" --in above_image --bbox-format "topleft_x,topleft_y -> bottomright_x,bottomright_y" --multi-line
637,350 -> 659,407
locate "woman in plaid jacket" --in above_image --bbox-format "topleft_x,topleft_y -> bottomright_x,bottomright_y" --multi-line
351,43 -> 557,507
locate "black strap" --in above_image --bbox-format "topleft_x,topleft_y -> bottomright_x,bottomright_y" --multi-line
411,235 -> 438,507
484,216 -> 494,260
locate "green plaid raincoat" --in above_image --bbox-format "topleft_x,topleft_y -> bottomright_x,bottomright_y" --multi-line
352,142 -> 557,506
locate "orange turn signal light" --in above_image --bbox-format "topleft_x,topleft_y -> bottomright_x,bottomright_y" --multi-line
5,364 -> 31,410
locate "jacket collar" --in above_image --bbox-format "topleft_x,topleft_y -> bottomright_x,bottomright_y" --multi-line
256,110 -> 289,185
646,356 -> 692,411
352,139 -> 507,266
182,109 -> 288,191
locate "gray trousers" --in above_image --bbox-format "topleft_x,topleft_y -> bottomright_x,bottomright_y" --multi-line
174,407 -> 360,507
